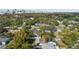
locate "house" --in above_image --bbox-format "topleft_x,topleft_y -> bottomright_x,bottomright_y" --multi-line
29,33 -> 41,44
69,20 -> 79,24
4,26 -> 22,34
30,17 -> 34,20
0,37 -> 10,49
35,23 -> 50,27
44,30 -> 51,33
37,41 -> 56,49
8,29 -> 20,34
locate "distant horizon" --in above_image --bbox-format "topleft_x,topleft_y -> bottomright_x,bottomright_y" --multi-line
0,9 -> 79,13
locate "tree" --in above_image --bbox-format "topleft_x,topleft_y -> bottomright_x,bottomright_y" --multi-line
59,29 -> 79,48
6,29 -> 34,49
0,25 -> 4,36
40,32 -> 55,43
62,19 -> 69,26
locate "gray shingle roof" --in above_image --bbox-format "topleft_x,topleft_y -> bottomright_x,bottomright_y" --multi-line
0,37 -> 10,42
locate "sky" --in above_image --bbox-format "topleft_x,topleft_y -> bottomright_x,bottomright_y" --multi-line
0,0 -> 79,9
0,0 -> 79,12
